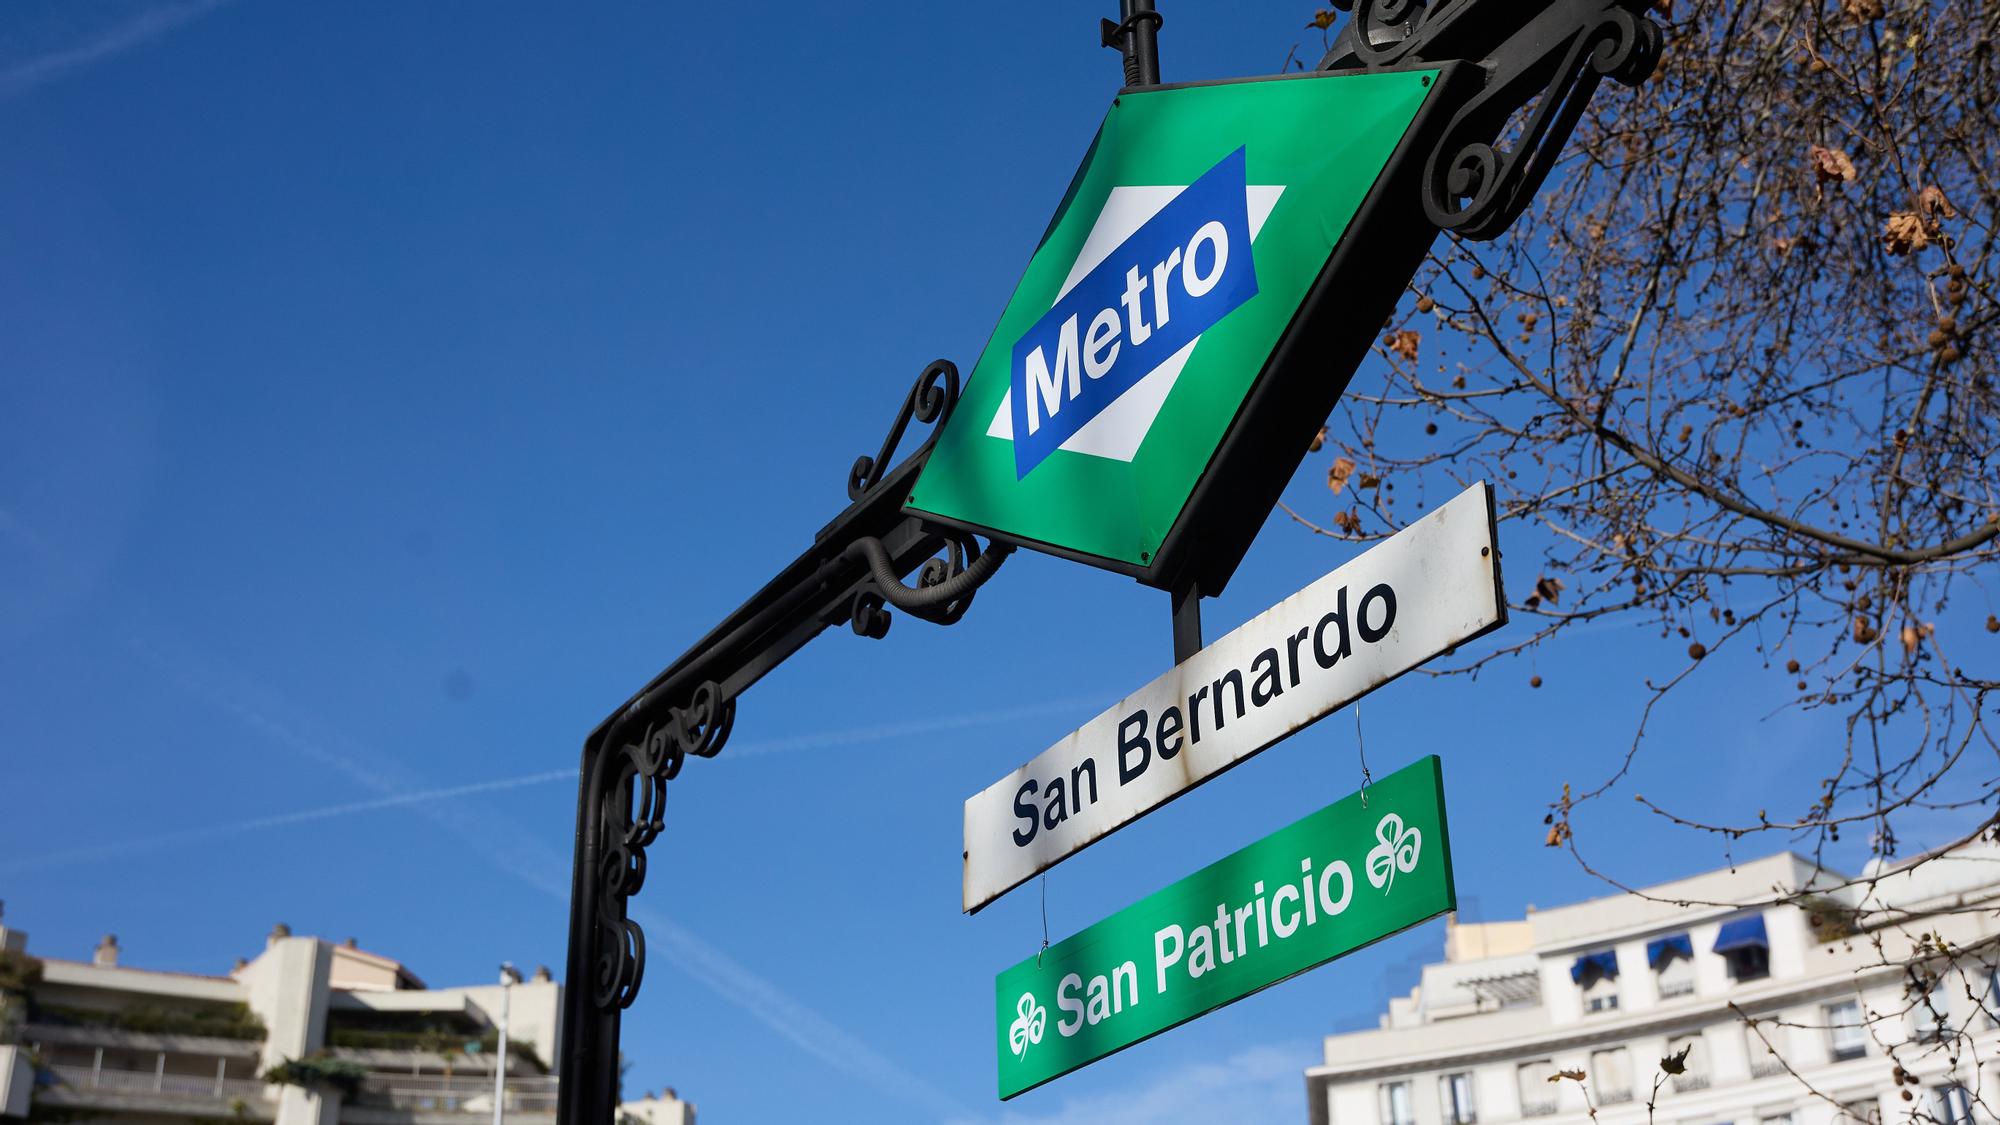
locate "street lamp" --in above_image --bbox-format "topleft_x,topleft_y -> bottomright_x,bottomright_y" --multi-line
494,963 -> 522,1125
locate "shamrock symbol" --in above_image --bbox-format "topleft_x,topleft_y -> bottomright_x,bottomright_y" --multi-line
1365,813 -> 1422,893
1008,992 -> 1047,1058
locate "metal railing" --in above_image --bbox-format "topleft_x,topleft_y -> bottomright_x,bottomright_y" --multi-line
1671,1074 -> 1712,1093
1521,1101 -> 1561,1117
1751,1060 -> 1790,1078
355,1074 -> 560,1114
48,1064 -> 268,1102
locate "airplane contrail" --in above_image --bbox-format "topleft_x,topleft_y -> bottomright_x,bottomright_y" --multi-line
1,0 -> 237,99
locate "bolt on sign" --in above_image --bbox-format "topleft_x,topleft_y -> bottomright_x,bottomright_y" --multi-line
995,755 -> 1454,1099
906,66 -> 1468,593
964,482 -> 1501,913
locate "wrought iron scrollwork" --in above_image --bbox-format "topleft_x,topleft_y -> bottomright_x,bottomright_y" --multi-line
848,360 -> 960,500
589,681 -> 732,1012
840,356 -> 1009,638
1319,0 -> 1439,69
1421,4 -> 1659,239
1321,0 -> 1662,241
846,529 -> 1013,634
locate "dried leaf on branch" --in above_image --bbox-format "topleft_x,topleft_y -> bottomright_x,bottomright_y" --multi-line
1327,456 -> 1357,494
1883,211 -> 1930,255
1808,144 -> 1857,185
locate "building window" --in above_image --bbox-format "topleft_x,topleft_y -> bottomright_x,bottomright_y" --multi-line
1746,1022 -> 1788,1078
1570,950 -> 1620,1012
1838,1097 -> 1880,1125
1826,1001 -> 1868,1062
1668,1035 -> 1709,1092
1584,975 -> 1620,1012
1439,1072 -> 1477,1125
1933,1085 -> 1973,1125
1649,933 -> 1696,999
1379,1081 -> 1414,1125
1516,1062 -> 1557,1118
1590,1048 -> 1633,1105
1714,915 -> 1771,982
1911,977 -> 1949,1043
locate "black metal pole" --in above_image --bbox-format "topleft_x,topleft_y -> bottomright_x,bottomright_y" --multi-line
1108,0 -> 1163,87
1122,0 -> 1160,86
1170,580 -> 1202,665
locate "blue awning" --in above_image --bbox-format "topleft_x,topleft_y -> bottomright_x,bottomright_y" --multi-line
1713,915 -> 1769,954
1647,933 -> 1693,967
1570,950 -> 1619,983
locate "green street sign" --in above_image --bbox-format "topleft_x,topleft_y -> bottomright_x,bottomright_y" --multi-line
909,68 -> 1456,590
993,755 -> 1454,1100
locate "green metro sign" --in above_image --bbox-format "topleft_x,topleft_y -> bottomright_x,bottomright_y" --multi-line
994,755 -> 1455,1099
909,67 -> 1467,592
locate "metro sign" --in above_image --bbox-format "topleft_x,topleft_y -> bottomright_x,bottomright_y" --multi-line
1000,146 -> 1266,480
908,66 -> 1468,592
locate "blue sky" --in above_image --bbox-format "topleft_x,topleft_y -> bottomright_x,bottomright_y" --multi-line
0,4 -> 1954,1123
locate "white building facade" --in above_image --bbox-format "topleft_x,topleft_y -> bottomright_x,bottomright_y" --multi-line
0,911 -> 693,1125
1306,848 -> 2000,1125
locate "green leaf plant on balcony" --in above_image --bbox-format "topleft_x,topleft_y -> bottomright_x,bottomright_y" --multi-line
188,1096 -> 256,1125
1798,895 -> 1864,943
325,1026 -> 547,1072
0,952 -> 41,998
32,1002 -> 266,1042
263,1055 -> 367,1102
0,952 -> 42,1046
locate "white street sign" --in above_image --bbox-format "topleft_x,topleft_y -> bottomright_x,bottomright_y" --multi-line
963,481 -> 1505,913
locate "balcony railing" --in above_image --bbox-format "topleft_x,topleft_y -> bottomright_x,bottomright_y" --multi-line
1599,1089 -> 1635,1105
1751,1060 -> 1790,1078
47,1064 -> 269,1103
1521,1101 -> 1560,1117
1658,981 -> 1695,999
1671,1074 -> 1712,1094
353,1074 -> 560,1114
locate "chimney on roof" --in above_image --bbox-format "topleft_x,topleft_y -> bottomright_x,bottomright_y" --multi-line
94,935 -> 119,967
232,957 -> 248,973
532,965 -> 552,983
343,937 -> 358,948
267,923 -> 291,948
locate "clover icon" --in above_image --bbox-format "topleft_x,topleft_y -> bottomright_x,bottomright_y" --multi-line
1008,992 -> 1047,1058
1365,813 -> 1422,893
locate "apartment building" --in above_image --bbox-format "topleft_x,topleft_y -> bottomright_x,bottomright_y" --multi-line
0,910 -> 616,1125
1306,845 -> 2000,1125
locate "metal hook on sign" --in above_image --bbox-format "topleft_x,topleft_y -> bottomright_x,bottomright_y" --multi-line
1037,873 -> 1051,967
1356,702 -> 1373,809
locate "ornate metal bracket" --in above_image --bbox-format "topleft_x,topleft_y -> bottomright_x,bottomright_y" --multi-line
586,681 -> 731,1013
848,359 -> 958,502
557,360 -> 1008,1125
1321,0 -> 1662,240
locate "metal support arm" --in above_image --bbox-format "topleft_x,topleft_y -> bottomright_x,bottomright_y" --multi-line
555,361 -> 1008,1125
